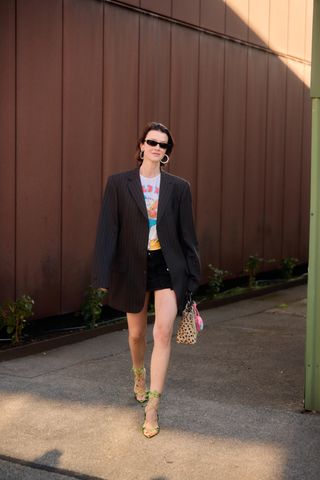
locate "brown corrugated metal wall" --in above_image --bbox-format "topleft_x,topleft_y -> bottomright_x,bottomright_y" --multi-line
0,0 -> 312,318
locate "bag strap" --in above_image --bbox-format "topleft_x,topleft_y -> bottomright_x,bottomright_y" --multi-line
185,290 -> 194,312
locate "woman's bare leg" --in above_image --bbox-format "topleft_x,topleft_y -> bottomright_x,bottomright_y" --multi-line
126,292 -> 150,368
143,288 -> 177,435
127,292 -> 150,402
150,288 -> 178,393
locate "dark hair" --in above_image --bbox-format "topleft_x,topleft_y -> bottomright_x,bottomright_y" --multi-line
135,122 -> 174,163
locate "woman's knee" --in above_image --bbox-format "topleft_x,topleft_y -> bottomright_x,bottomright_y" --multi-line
153,324 -> 172,346
129,329 -> 146,344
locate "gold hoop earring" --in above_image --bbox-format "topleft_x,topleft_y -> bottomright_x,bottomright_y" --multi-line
140,150 -> 144,160
160,154 -> 169,165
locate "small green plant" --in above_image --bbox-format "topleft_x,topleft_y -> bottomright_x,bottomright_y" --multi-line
79,286 -> 107,329
245,255 -> 265,288
281,257 -> 299,279
208,265 -> 230,296
0,295 -> 34,345
245,255 -> 276,288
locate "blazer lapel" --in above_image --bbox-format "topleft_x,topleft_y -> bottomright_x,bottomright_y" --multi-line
157,171 -> 173,224
128,168 -> 148,220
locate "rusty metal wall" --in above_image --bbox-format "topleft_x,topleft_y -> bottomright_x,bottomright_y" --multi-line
0,0 -> 312,318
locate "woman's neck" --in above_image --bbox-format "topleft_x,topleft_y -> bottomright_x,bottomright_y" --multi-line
139,161 -> 161,178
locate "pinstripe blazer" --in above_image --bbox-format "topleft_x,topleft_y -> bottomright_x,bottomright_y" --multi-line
91,166 -> 200,314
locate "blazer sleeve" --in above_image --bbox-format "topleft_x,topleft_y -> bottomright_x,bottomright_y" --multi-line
91,175 -> 118,289
178,182 -> 201,293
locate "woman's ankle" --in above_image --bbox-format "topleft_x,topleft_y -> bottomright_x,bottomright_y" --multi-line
132,365 -> 145,374
145,390 -> 161,411
132,366 -> 147,403
148,390 -> 161,400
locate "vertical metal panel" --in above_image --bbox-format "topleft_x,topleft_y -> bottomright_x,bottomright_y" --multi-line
225,0 -> 249,42
197,34 -> 224,272
139,16 -> 171,131
170,25 -> 199,189
220,42 -> 247,274
269,0 -> 288,54
283,61 -> 305,259
243,49 -> 268,262
305,0 -> 314,62
282,60 -> 304,259
172,0 -> 200,26
264,55 -> 287,262
288,0 -> 306,58
140,0 -> 171,17
16,0 -> 62,317
300,65 -> 312,261
62,0 -> 103,313
0,0 -> 15,302
200,0 -> 226,34
103,6 -> 139,180
248,0 -> 269,47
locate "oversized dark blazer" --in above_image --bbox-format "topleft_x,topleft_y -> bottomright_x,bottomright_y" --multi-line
91,166 -> 201,314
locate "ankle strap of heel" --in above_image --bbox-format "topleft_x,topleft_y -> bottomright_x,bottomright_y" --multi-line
147,390 -> 161,400
132,366 -> 145,376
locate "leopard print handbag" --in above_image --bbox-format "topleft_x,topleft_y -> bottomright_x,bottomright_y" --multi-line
176,299 -> 198,345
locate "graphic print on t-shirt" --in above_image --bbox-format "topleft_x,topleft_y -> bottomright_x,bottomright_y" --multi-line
140,175 -> 161,250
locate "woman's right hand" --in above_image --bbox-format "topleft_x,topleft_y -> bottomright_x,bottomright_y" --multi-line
99,288 -> 108,293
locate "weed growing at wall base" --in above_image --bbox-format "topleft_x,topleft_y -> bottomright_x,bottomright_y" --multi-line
0,295 -> 34,345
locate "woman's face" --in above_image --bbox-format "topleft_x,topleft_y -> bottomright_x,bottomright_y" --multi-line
140,129 -> 169,164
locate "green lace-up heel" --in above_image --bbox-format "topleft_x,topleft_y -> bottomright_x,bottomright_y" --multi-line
142,390 -> 161,438
132,366 -> 147,403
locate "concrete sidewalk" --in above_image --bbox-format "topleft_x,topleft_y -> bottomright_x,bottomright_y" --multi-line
0,284 -> 319,480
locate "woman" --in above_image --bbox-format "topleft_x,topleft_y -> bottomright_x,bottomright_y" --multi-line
91,122 -> 200,438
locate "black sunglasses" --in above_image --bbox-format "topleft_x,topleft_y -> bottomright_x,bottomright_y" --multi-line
145,139 -> 169,149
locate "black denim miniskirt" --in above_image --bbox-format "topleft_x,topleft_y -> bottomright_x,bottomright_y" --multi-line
146,249 -> 173,291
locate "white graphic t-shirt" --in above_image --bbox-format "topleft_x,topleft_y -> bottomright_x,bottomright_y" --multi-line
140,173 -> 161,250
